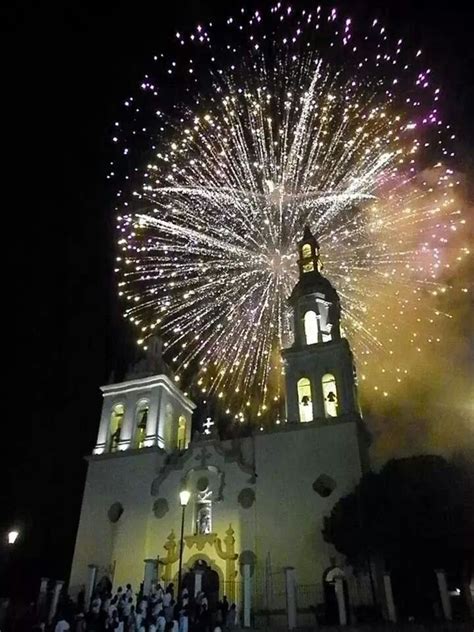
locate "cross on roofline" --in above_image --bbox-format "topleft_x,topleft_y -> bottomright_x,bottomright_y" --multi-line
203,417 -> 214,435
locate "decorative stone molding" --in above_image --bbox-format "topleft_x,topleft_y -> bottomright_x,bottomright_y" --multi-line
150,439 -> 256,497
161,524 -> 238,600
183,464 -> 225,502
184,533 -> 217,551
162,531 -> 179,578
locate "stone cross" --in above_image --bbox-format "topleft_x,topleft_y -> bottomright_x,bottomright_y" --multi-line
203,417 -> 214,435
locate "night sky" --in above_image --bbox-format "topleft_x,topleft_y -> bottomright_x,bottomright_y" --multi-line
2,0 -> 473,599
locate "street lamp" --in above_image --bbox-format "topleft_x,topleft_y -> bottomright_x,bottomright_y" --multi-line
178,490 -> 191,599
7,530 -> 19,545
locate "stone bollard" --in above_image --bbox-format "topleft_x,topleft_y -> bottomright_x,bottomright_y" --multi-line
284,567 -> 297,630
48,580 -> 64,623
37,577 -> 49,618
85,564 -> 98,612
143,559 -> 157,596
242,563 -> 252,628
335,577 -> 347,625
383,573 -> 397,623
435,569 -> 452,621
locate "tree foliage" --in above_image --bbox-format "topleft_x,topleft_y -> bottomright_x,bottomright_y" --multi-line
323,455 -> 474,572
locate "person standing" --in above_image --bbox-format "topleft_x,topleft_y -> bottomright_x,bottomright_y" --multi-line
156,610 -> 167,632
54,613 -> 70,632
220,596 -> 229,626
226,604 -> 237,630
178,607 -> 188,632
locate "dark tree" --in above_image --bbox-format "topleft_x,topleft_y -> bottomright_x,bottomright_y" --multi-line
323,455 -> 474,597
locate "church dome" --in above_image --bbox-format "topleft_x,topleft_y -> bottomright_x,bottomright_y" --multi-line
288,269 -> 340,306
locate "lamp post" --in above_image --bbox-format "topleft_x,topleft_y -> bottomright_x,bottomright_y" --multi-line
1,529 -> 20,595
178,490 -> 191,599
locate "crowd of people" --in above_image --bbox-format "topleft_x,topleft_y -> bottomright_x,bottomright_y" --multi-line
53,580 -> 237,632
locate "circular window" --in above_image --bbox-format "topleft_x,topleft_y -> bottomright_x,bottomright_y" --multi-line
196,476 -> 209,492
153,498 -> 169,519
238,488 -> 256,509
313,474 -> 336,498
108,502 -> 124,523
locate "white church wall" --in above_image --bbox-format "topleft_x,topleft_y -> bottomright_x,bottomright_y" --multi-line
69,449 -> 166,594
253,420 -> 362,586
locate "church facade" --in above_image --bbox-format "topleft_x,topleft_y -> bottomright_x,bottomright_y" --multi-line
70,227 -> 369,616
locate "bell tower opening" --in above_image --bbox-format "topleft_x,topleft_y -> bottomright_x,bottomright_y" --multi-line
322,374 -> 338,417
109,404 -> 124,452
304,310 -> 319,345
134,401 -> 149,448
177,415 -> 187,450
297,377 -> 314,422
298,225 -> 320,275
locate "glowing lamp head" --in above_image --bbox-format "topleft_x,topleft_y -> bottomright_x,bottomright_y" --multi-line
7,530 -> 19,545
179,490 -> 191,507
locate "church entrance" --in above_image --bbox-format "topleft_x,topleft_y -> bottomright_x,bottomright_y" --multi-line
183,559 -> 220,611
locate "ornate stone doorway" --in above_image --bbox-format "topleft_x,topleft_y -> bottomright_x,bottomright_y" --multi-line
183,559 -> 220,610
161,525 -> 238,602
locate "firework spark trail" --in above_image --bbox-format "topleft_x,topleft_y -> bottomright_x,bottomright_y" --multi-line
111,5 -> 467,420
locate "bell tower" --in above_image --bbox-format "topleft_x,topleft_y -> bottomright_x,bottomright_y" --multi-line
282,226 -> 360,424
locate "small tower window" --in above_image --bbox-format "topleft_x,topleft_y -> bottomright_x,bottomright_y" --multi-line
304,310 -> 319,345
297,377 -> 313,422
134,401 -> 149,448
177,415 -> 186,450
302,243 -> 312,258
322,374 -> 338,418
109,404 -> 124,452
302,260 -> 314,273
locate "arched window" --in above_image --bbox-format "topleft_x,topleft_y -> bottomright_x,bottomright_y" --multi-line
297,377 -> 313,422
322,373 -> 338,418
304,310 -> 319,345
163,403 -> 174,450
302,243 -> 312,258
134,401 -> 149,448
177,416 -> 187,450
109,404 -> 124,452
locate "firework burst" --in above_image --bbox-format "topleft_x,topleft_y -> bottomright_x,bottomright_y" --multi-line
111,5 -> 466,421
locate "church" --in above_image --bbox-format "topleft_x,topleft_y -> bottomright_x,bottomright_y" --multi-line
70,227 -> 370,623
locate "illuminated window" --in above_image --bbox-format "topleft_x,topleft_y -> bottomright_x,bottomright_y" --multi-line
302,243 -> 312,258
109,404 -> 124,452
164,403 -> 174,449
303,261 -> 314,273
322,374 -> 338,418
177,415 -> 186,450
195,485 -> 213,534
304,310 -> 319,345
297,377 -> 313,422
195,501 -> 212,534
134,401 -> 149,448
